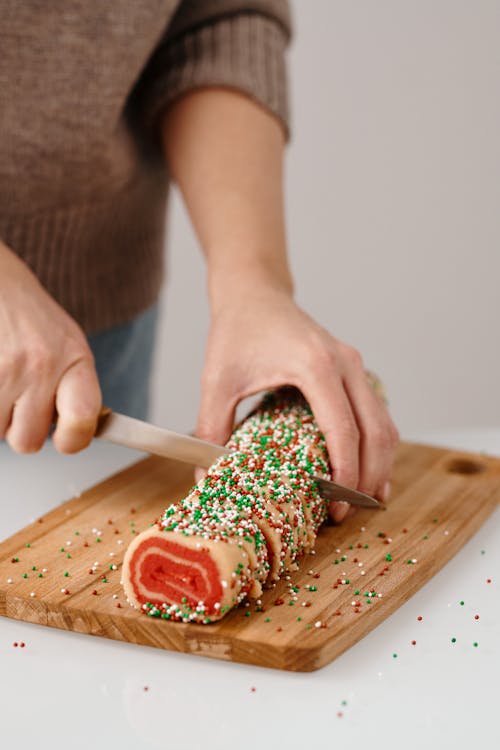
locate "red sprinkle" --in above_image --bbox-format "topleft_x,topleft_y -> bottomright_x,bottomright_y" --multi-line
143,686 -> 149,692
250,687 -> 256,692
337,712 -> 343,718
276,626 -> 283,632
92,590 -> 98,596
474,615 -> 479,620
487,579 -> 492,583
417,616 -> 423,621
402,528 -> 408,533
20,642 -> 25,648
411,640 -> 416,645
13,642 -> 18,647
274,598 -> 285,606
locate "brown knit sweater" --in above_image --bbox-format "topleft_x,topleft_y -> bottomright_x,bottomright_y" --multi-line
0,0 -> 291,334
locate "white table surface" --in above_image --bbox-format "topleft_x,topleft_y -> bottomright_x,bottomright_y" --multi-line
1,430 -> 499,750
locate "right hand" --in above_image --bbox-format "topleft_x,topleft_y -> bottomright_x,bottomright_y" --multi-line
0,241 -> 101,454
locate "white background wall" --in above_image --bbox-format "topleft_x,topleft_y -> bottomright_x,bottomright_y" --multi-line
150,0 -> 500,439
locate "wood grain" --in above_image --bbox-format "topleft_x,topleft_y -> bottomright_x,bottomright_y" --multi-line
1,441 -> 499,671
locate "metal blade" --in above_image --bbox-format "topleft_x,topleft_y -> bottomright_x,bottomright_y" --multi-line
95,410 -> 229,468
95,410 -> 380,509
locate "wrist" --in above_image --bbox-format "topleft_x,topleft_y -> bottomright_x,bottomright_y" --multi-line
208,257 -> 294,313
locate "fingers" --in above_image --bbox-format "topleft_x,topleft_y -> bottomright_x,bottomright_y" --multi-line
5,387 -> 55,453
194,372 -> 238,482
342,358 -> 400,501
303,373 -> 360,490
52,357 -> 102,454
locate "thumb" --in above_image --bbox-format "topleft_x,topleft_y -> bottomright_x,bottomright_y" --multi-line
194,378 -> 237,483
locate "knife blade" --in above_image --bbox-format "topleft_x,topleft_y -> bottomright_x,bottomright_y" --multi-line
94,408 -> 380,509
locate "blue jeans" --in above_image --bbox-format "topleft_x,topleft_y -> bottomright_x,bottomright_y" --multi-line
87,304 -> 159,420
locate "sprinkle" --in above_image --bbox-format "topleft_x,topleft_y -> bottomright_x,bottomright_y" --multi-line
417,616 -> 423,621
474,614 -> 479,620
473,642 -> 478,647
411,640 -> 416,645
392,653 -> 398,658
451,637 -> 456,643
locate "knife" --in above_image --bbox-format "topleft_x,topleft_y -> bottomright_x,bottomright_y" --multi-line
94,408 -> 380,509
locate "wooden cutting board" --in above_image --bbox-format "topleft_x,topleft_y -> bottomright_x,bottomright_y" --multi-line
1,441 -> 499,671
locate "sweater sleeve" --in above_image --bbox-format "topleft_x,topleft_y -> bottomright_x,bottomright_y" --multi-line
133,0 -> 292,141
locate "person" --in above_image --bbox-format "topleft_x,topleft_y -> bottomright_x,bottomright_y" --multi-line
0,0 -> 399,523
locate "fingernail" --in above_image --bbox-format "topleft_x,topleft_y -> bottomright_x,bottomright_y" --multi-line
382,481 -> 391,502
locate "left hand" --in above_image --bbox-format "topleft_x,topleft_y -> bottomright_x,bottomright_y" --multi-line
195,282 -> 400,523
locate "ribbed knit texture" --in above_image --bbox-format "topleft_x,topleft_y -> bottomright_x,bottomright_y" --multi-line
0,1 -> 291,335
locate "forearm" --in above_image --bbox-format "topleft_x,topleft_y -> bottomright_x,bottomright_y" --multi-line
161,87 -> 293,311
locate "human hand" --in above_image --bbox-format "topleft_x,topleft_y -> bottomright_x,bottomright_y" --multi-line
196,281 -> 400,523
0,241 -> 101,453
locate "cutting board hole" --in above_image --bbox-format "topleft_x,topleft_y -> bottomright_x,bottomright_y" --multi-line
446,458 -> 487,475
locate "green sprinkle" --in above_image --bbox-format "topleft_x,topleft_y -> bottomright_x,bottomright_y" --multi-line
354,589 -> 360,595
96,538 -> 102,543
433,518 -> 438,523
22,573 -> 28,579
385,553 -> 392,562
264,617 -> 271,623
64,572 -> 69,577
101,577 -> 108,583
473,642 -> 478,647
341,700 -> 347,706
66,554 -> 71,559
392,653 -> 398,658
25,543 -> 31,548
423,534 -> 429,539
288,600 -> 295,606
460,601 -> 464,606
31,566 -> 36,571
74,531 -> 80,536
244,612 -> 251,617
60,548 -> 65,552
38,573 -> 43,578
451,637 -> 456,643
306,624 -> 312,629
297,617 -> 302,622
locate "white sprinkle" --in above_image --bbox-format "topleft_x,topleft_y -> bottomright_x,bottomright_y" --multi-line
109,552 -> 115,557
361,571 -> 366,576
110,564 -> 117,570
112,594 -> 118,599
30,592 -> 36,598
308,570 -> 314,575
7,578 -> 13,584
66,541 -> 72,546
444,530 -> 449,536
117,540 -> 123,545
358,562 -> 363,567
335,548 -> 341,554
314,620 -> 322,628
351,601 -> 356,606
360,527 -> 366,532
378,593 -> 383,598
60,588 -> 66,594
42,568 -> 48,573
